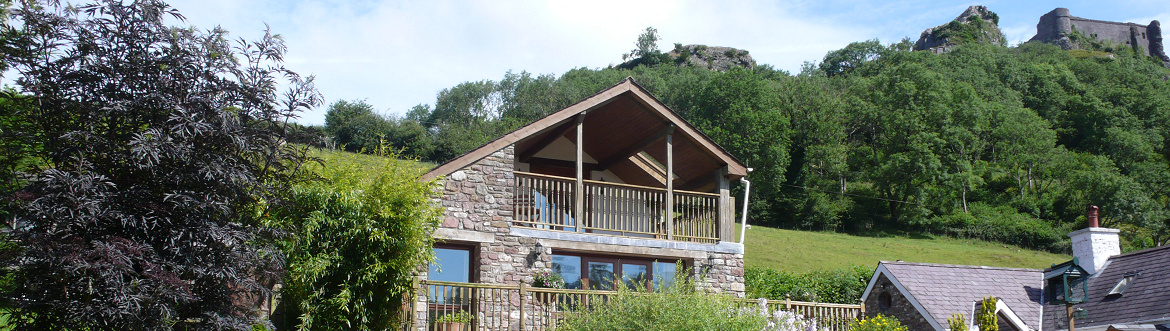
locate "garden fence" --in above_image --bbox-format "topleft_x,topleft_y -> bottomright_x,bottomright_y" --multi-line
401,280 -> 862,331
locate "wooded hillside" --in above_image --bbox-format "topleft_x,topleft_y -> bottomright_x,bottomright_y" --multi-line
324,38 -> 1170,254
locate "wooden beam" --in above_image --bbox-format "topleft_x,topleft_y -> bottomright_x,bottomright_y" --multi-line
421,81 -> 629,181
517,120 -> 577,163
626,85 -> 748,177
665,130 -> 674,241
575,113 -> 585,233
596,124 -> 672,171
527,157 -> 598,172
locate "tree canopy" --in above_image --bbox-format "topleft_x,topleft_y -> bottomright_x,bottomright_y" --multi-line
0,0 -> 320,329
332,37 -> 1170,253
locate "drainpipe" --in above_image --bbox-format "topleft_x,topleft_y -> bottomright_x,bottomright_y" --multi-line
738,168 -> 753,244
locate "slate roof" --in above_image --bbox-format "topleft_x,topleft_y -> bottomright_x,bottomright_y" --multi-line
1042,245 -> 1170,330
882,261 -> 1045,330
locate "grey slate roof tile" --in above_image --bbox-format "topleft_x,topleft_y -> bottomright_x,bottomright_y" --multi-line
883,261 -> 1045,330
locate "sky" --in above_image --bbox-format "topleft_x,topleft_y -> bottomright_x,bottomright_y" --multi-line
22,1 -> 1170,125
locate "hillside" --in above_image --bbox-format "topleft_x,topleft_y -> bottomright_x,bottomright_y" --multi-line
324,14 -> 1170,255
737,224 -> 1069,273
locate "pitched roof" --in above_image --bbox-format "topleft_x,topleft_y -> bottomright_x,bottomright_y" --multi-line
422,77 -> 748,181
1043,244 -> 1170,330
878,261 -> 1045,330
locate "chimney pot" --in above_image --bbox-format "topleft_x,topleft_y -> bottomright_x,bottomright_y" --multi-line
1087,205 -> 1100,228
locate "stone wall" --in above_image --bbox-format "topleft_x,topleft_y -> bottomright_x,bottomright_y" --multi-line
693,252 -> 747,296
864,273 -> 934,331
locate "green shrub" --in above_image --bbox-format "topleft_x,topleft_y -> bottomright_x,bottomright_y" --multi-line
435,311 -> 473,324
557,272 -> 767,331
977,297 -> 998,331
268,147 -> 441,330
948,313 -> 969,331
745,266 -> 871,304
849,314 -> 909,331
920,203 -> 1067,253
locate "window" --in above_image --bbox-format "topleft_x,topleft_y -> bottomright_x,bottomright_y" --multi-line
1107,272 -> 1140,297
430,247 -> 472,283
551,253 -> 678,291
878,292 -> 892,310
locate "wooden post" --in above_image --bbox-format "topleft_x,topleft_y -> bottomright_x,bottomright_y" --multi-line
785,294 -> 792,310
1067,303 -> 1075,331
409,277 -> 418,330
575,113 -> 585,233
665,125 -> 674,240
520,282 -> 527,330
717,166 -> 732,242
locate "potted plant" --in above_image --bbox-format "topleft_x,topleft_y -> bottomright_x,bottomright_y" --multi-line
434,311 -> 472,331
531,271 -> 565,305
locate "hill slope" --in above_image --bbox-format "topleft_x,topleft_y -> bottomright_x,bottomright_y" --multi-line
737,224 -> 1069,273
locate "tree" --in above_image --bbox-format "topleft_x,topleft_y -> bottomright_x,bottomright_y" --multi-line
0,0 -> 320,329
270,149 -> 440,330
623,27 -> 661,61
819,39 -> 885,77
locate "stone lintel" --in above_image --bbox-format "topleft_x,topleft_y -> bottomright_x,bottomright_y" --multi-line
434,227 -> 497,243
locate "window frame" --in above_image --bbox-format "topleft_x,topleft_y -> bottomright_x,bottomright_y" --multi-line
430,243 -> 478,283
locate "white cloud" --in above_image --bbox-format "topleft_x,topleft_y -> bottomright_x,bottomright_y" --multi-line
8,0 -> 1166,126
162,0 -> 874,125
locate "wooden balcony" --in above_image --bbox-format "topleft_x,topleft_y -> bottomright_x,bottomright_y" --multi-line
513,172 -> 724,244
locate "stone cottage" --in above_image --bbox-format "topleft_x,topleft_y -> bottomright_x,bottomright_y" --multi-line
410,77 -> 749,330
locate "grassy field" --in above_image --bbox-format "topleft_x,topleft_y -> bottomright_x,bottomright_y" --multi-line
737,224 -> 1070,273
307,148 -> 434,174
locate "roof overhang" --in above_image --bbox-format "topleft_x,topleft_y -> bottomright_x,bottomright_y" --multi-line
422,77 -> 748,182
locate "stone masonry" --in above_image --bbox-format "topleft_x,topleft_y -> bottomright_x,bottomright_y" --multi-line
863,274 -> 933,331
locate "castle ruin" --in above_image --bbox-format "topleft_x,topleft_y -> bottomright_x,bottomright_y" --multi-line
1029,8 -> 1170,66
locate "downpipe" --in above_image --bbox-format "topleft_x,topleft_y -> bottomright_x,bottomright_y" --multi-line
738,168 -> 753,244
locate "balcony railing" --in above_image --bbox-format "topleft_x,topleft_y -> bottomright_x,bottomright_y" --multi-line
401,280 -> 862,331
513,172 -> 720,243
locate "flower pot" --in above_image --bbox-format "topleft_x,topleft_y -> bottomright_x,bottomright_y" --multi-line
435,322 -> 465,331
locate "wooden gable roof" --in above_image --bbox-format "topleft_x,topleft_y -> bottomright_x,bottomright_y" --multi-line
422,77 -> 748,182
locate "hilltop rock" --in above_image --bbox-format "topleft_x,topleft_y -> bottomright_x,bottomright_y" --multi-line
668,45 -> 755,71
914,5 -> 1005,53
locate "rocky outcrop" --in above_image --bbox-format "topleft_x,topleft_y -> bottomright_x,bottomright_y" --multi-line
1149,21 -> 1170,65
667,45 -> 755,71
914,5 -> 1005,53
1029,8 -> 1169,67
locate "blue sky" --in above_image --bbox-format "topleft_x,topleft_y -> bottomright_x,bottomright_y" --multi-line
88,1 -> 1170,124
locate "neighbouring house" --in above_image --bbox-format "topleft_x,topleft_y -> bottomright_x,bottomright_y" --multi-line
409,77 -> 750,330
860,207 -> 1170,331
860,261 -> 1043,331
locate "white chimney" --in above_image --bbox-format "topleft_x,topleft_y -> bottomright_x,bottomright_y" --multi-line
1069,205 -> 1120,275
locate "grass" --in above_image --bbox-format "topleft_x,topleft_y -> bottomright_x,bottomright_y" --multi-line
307,148 -> 434,174
737,224 -> 1069,273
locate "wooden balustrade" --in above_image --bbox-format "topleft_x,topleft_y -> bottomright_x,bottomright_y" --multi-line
514,172 -> 576,230
514,172 -> 721,243
402,280 -> 862,331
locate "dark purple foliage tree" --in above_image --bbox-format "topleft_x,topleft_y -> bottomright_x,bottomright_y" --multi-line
1,0 -> 321,329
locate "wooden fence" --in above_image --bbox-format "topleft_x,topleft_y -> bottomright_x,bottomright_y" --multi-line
402,280 -> 862,331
